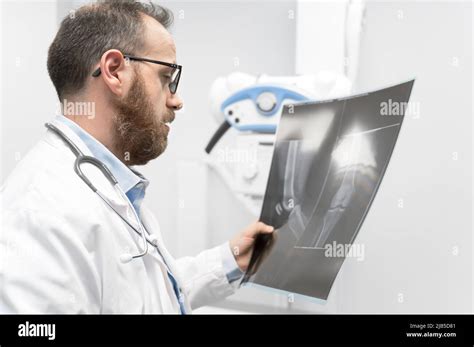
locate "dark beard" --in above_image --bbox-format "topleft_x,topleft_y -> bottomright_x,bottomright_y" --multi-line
112,71 -> 170,166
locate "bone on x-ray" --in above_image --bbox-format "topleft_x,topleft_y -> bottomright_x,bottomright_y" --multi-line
244,80 -> 415,300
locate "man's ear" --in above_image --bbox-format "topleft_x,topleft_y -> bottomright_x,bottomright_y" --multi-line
97,49 -> 130,97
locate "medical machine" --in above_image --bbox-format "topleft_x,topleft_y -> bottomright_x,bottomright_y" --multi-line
205,71 -> 352,216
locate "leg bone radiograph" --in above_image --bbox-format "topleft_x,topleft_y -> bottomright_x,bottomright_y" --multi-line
244,80 -> 415,300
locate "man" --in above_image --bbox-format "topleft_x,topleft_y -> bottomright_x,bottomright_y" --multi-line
0,0 -> 273,313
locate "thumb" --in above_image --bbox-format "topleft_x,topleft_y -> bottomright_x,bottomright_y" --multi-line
246,221 -> 274,236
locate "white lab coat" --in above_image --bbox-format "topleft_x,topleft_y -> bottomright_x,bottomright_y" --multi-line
0,119 -> 237,313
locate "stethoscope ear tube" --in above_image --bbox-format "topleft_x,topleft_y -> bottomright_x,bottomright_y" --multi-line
45,122 -> 84,158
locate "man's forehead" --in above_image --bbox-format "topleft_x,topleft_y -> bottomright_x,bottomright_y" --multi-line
141,14 -> 176,63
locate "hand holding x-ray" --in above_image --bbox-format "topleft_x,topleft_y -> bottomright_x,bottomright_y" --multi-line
243,80 -> 415,300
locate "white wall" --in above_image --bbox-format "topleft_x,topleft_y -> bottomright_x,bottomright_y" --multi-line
0,0 -> 58,181
345,0 -> 472,313
295,0 -> 473,313
296,0 -> 347,75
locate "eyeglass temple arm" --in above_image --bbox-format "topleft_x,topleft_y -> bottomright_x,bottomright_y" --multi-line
91,55 -> 134,77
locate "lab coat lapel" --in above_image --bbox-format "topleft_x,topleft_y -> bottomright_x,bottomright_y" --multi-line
47,118 -> 190,313
140,206 -> 192,313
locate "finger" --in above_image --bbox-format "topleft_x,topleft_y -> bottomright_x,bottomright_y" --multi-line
243,221 -> 274,237
255,221 -> 274,234
263,224 -> 274,233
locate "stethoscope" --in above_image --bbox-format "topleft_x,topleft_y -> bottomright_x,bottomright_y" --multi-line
45,122 -> 160,264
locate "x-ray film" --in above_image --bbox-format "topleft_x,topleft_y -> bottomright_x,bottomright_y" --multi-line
243,80 -> 415,300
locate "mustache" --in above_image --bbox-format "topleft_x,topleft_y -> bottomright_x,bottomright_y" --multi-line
161,111 -> 175,124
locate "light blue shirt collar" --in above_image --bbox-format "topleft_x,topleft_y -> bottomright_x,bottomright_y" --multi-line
55,115 -> 149,213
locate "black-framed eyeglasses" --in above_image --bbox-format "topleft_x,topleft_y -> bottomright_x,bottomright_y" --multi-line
92,54 -> 182,94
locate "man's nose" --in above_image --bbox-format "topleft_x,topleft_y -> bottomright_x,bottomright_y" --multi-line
167,93 -> 184,111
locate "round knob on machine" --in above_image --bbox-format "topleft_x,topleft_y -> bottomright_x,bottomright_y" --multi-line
256,92 -> 277,113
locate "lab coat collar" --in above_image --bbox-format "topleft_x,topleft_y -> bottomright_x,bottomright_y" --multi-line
53,115 -> 149,199
45,118 -> 141,232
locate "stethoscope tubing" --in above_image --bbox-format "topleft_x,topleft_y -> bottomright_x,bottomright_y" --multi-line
45,122 -> 150,261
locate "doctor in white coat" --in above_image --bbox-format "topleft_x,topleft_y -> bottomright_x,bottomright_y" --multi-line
0,0 -> 274,313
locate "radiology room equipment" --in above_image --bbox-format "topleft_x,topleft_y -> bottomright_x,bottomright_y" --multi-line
205,71 -> 352,215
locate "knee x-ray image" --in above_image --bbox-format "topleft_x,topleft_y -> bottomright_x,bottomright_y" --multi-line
243,80 -> 415,300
